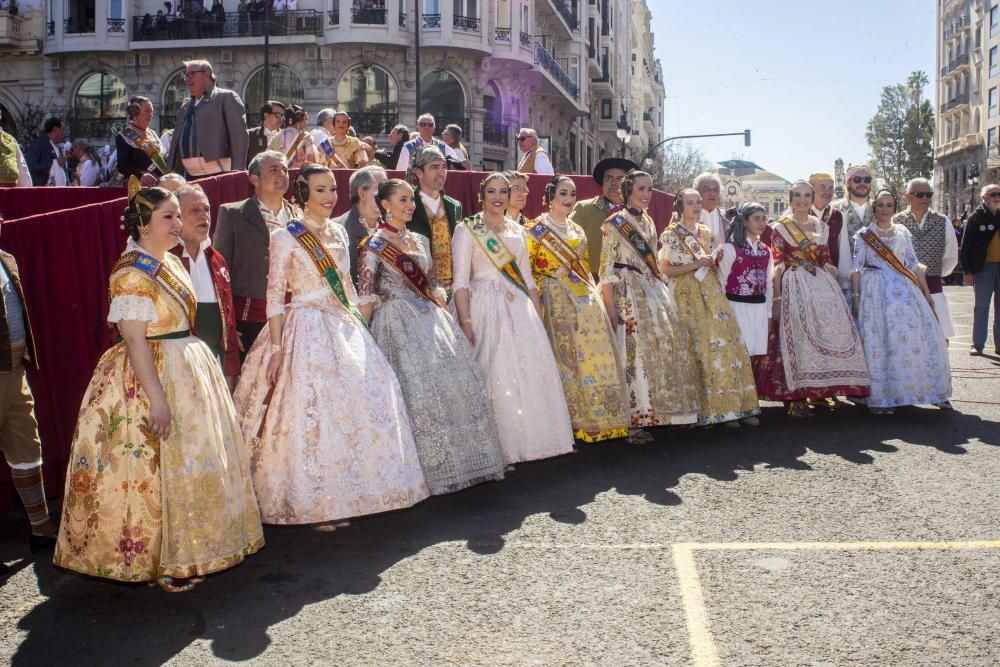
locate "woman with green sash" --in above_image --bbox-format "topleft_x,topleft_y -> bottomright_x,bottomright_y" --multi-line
451,172 -> 574,467
55,181 -> 263,592
233,164 -> 428,525
357,178 -> 505,494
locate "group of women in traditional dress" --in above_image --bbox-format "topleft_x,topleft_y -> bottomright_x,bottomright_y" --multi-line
52,165 -> 953,592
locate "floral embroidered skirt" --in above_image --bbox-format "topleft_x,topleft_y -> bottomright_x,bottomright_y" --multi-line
55,336 -> 264,582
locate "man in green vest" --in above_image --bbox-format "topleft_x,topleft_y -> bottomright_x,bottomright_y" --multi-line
407,146 -> 462,293
568,157 -> 638,278
0,108 -> 31,187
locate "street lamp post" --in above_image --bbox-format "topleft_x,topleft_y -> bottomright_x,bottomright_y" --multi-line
641,129 -> 752,165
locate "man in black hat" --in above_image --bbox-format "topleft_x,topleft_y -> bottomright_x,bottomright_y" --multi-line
569,157 -> 638,278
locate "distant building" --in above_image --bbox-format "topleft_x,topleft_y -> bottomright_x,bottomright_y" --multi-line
713,160 -> 792,219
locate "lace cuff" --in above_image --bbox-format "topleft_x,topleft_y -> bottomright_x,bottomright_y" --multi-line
265,304 -> 286,319
108,295 -> 158,324
356,294 -> 380,307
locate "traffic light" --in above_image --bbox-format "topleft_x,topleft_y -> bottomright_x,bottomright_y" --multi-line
744,129 -> 751,147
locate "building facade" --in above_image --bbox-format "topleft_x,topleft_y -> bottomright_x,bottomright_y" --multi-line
0,0 -> 662,174
714,160 -> 791,220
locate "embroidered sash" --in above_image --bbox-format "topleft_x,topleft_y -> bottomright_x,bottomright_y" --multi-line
285,131 -> 307,161
608,212 -> 661,279
671,222 -> 710,261
525,218 -> 594,288
779,217 -> 824,272
364,233 -> 444,307
112,251 -> 197,328
859,228 -> 924,293
286,220 -> 368,327
120,125 -> 168,173
465,214 -> 531,296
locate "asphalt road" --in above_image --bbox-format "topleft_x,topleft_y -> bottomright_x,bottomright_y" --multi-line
1,286 -> 998,666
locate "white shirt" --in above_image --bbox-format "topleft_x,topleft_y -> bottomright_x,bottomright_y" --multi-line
420,191 -> 443,217
13,143 -> 30,187
850,200 -> 870,226
49,141 -> 67,186
699,207 -> 725,251
815,204 -> 854,287
77,158 -> 101,187
181,238 -> 218,303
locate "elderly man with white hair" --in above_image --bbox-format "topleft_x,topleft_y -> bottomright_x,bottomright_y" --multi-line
332,164 -> 389,286
693,172 -> 729,251
515,128 -> 553,175
892,177 -> 958,339
396,113 -> 451,172
311,107 -> 337,145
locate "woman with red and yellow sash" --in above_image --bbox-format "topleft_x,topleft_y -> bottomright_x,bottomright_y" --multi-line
451,172 -> 574,466
268,105 -> 320,169
357,179 -> 505,494
233,164 -> 428,524
526,175 -> 628,443
850,190 -> 952,414
659,189 -> 760,427
55,182 -> 263,592
754,180 -> 869,417
599,171 -> 700,442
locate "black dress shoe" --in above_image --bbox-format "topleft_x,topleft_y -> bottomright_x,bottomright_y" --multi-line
0,561 -> 9,576
29,532 -> 57,553
971,346 -> 984,355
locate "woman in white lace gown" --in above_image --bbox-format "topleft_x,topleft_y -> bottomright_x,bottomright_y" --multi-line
451,172 -> 574,466
233,165 -> 428,524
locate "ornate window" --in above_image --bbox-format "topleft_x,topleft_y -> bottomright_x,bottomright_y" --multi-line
72,71 -> 128,138
420,70 -> 465,133
244,65 -> 306,126
337,65 -> 399,135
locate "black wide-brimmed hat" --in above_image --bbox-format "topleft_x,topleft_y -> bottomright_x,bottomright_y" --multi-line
591,157 -> 639,186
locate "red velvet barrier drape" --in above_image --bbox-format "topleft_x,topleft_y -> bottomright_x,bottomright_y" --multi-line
0,186 -> 125,221
0,170 -> 673,511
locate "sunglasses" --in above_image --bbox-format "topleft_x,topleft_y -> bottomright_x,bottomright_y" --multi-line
418,122 -> 434,127
516,136 -> 530,141
851,176 -> 873,184
987,192 -> 1000,199
911,192 -> 934,199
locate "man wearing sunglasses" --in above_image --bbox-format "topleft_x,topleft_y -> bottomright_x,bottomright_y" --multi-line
395,113 -> 453,172
515,128 -> 553,175
893,177 -> 958,340
247,100 -> 286,164
959,183 -> 1000,355
832,164 -> 876,303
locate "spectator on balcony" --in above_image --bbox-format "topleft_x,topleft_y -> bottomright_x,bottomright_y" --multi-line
155,9 -> 167,34
140,12 -> 155,38
374,124 -> 408,170
25,117 -> 68,186
268,104 -> 319,169
247,99 -> 285,164
515,128 -> 553,176
214,150 -> 294,360
396,113 -> 450,172
167,59 -> 249,178
117,96 -> 168,185
70,140 -> 101,187
316,111 -> 369,169
211,0 -> 225,37
442,124 -> 471,171
0,109 -> 31,187
237,0 -> 249,35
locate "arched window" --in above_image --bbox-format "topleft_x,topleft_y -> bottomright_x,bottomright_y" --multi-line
420,70 -> 465,134
159,69 -> 189,131
482,82 -> 508,147
245,65 -> 305,127
337,65 -> 399,135
73,71 -> 128,139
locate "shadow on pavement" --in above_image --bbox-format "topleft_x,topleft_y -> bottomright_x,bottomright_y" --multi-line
3,400 -> 991,665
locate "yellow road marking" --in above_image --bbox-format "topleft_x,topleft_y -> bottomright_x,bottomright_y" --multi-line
672,540 -> 1000,666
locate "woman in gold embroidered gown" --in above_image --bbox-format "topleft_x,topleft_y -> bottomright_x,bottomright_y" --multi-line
55,186 -> 263,591
451,172 -> 574,465
357,179 -> 504,494
268,104 -> 319,169
599,171 -> 700,441
526,175 -> 628,442
320,111 -> 370,169
234,164 -> 428,524
658,189 -> 760,427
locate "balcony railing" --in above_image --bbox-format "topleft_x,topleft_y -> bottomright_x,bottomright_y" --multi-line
328,1 -> 339,25
72,117 -> 127,140
350,112 -> 398,136
519,30 -> 530,46
453,14 -> 480,32
534,42 -> 578,100
549,0 -> 579,30
131,10 -> 322,41
494,26 -> 510,41
483,119 -> 509,147
940,52 -> 969,77
352,7 -> 386,24
64,17 -> 95,34
422,13 -> 441,29
942,91 -> 971,113
107,18 -> 125,32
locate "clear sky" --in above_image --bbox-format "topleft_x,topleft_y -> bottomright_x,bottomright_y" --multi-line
649,0 -> 936,182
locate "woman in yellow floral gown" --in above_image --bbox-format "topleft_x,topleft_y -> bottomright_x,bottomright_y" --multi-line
526,175 -> 628,443
54,185 -> 263,591
599,171 -> 700,442
658,189 -> 760,427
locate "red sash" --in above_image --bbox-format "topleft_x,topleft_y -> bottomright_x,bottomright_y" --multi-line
363,232 -> 444,307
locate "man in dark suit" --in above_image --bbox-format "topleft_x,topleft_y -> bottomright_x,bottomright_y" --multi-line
331,165 -> 388,286
407,146 -> 461,293
213,150 -> 294,358
168,59 -> 249,178
246,100 -> 285,165
24,117 -> 67,186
